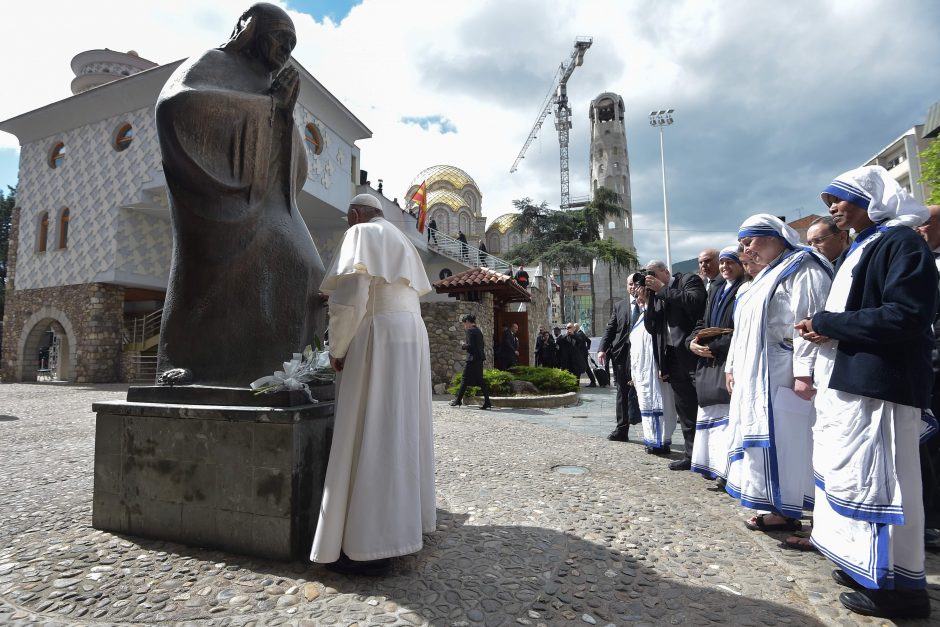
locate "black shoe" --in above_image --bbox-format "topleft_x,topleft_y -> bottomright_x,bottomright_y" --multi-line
607,432 -> 629,442
586,383 -> 597,388
839,588 -> 930,619
831,569 -> 864,590
449,400 -> 461,407
325,555 -> 391,577
668,458 -> 691,471
479,403 -> 492,410
715,477 -> 727,489
650,445 -> 671,456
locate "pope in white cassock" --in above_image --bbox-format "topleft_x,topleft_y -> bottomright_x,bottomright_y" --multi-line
310,194 -> 436,575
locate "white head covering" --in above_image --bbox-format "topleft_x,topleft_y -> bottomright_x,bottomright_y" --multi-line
718,244 -> 742,265
737,213 -> 802,249
821,165 -> 927,227
349,193 -> 382,210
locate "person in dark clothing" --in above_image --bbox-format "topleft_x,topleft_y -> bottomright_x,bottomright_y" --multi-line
572,324 -> 597,387
562,323 -> 586,379
496,323 -> 519,370
457,230 -> 469,262
478,240 -> 488,267
450,314 -> 492,409
427,217 -> 437,244
687,246 -> 744,479
536,330 -> 556,368
643,259 -> 707,470
915,203 -> 940,549
599,276 -> 642,441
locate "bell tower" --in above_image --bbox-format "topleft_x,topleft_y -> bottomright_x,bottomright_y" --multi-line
589,93 -> 636,330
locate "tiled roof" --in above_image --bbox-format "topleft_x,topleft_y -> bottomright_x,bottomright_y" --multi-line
433,267 -> 531,302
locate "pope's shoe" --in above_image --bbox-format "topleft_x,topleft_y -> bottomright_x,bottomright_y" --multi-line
839,588 -> 930,619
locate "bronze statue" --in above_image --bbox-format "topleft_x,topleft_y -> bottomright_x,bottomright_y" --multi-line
155,3 -> 325,386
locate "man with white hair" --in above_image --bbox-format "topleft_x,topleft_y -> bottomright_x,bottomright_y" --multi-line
310,194 -> 436,575
797,167 -> 937,619
643,259 -> 707,469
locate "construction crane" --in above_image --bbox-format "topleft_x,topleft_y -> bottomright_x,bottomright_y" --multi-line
510,36 -> 592,210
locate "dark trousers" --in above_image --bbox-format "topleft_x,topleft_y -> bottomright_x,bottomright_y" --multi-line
455,378 -> 490,404
610,362 -> 640,438
583,360 -> 597,386
667,368 -> 698,460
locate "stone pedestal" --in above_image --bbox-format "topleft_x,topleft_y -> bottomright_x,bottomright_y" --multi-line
91,389 -> 334,561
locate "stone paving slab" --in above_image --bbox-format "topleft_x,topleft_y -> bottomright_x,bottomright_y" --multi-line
0,382 -> 936,626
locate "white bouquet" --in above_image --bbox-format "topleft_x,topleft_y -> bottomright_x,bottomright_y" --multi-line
249,338 -> 334,402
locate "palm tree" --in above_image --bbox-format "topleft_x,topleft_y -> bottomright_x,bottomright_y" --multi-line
591,238 -> 638,317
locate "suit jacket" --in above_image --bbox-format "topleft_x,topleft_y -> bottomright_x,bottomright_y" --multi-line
813,226 -> 938,408
601,299 -> 634,367
462,325 -> 486,385
644,272 -> 707,373
498,328 -> 519,366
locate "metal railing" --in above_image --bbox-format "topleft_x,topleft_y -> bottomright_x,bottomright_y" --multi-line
425,229 -> 513,275
126,353 -> 160,384
124,308 -> 162,351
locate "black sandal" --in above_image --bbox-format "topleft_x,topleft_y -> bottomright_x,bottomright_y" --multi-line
744,514 -> 802,532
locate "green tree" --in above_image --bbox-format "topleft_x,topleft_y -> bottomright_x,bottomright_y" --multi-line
920,139 -> 940,204
0,186 -> 15,320
591,238 -> 638,317
581,187 -> 628,325
505,200 -> 595,323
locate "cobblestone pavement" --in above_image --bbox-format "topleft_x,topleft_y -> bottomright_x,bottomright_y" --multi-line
0,383 -> 937,626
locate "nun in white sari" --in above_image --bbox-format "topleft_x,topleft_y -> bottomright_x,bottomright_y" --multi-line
629,286 -> 678,452
801,167 -> 937,619
724,214 -> 832,531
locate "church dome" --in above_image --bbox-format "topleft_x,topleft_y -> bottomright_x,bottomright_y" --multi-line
426,189 -> 469,212
409,164 -> 478,192
487,213 -> 517,234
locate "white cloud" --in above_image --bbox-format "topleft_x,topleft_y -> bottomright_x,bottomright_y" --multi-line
2,0 -> 937,264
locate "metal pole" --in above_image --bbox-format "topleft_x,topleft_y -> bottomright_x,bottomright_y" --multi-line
659,126 -> 672,269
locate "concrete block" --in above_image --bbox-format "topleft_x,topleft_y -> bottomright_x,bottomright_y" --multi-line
128,498 -> 182,538
254,467 -> 290,517
124,415 -> 157,458
94,413 -> 123,456
93,453 -> 122,495
253,423 -> 292,470
181,503 -> 218,547
166,418 -> 210,461
92,491 -> 127,531
208,420 -> 252,460
216,461 -> 253,513
252,514 -> 292,560
217,510 -> 253,553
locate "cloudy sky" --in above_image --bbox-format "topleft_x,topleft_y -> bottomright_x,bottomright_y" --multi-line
1,0 -> 938,263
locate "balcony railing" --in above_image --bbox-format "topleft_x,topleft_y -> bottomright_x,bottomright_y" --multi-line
426,228 -> 514,275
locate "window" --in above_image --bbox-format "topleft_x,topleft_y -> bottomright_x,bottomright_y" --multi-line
608,220 -> 616,230
114,123 -> 134,151
304,123 -> 323,155
58,208 -> 70,249
38,212 -> 49,252
49,142 -> 66,169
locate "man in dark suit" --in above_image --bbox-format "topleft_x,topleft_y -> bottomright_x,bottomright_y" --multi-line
599,273 -> 642,441
643,259 -> 707,470
698,248 -> 722,297
497,323 -> 519,370
450,314 -> 492,409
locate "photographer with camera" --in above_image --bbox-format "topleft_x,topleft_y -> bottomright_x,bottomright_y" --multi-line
642,260 -> 707,470
599,273 -> 643,441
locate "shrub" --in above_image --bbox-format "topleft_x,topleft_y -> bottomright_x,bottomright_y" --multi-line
509,366 -> 579,393
448,366 -> 578,396
448,368 -> 513,397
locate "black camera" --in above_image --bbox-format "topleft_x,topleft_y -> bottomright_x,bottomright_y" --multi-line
631,270 -> 650,287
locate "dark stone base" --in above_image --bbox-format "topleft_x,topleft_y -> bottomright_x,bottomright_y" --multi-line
91,398 -> 334,561
127,383 -> 334,407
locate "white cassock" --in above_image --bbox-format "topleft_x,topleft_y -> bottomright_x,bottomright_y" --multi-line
724,250 -> 831,519
811,230 -> 934,589
629,307 -> 677,448
310,217 -> 436,562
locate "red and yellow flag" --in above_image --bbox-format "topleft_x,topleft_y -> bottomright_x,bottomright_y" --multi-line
412,180 -> 428,233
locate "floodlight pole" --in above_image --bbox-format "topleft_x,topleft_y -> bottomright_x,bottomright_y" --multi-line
649,109 -> 674,270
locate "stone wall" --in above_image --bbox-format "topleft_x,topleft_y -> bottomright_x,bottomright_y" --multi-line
421,293 -> 494,386
1,283 -> 124,383
526,275 -> 552,348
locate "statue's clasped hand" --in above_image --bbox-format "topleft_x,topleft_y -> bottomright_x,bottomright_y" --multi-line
270,66 -> 300,111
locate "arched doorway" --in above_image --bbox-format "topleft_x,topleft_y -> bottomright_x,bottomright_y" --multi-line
18,310 -> 75,382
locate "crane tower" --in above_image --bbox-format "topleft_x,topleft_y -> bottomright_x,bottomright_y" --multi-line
510,37 -> 592,210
